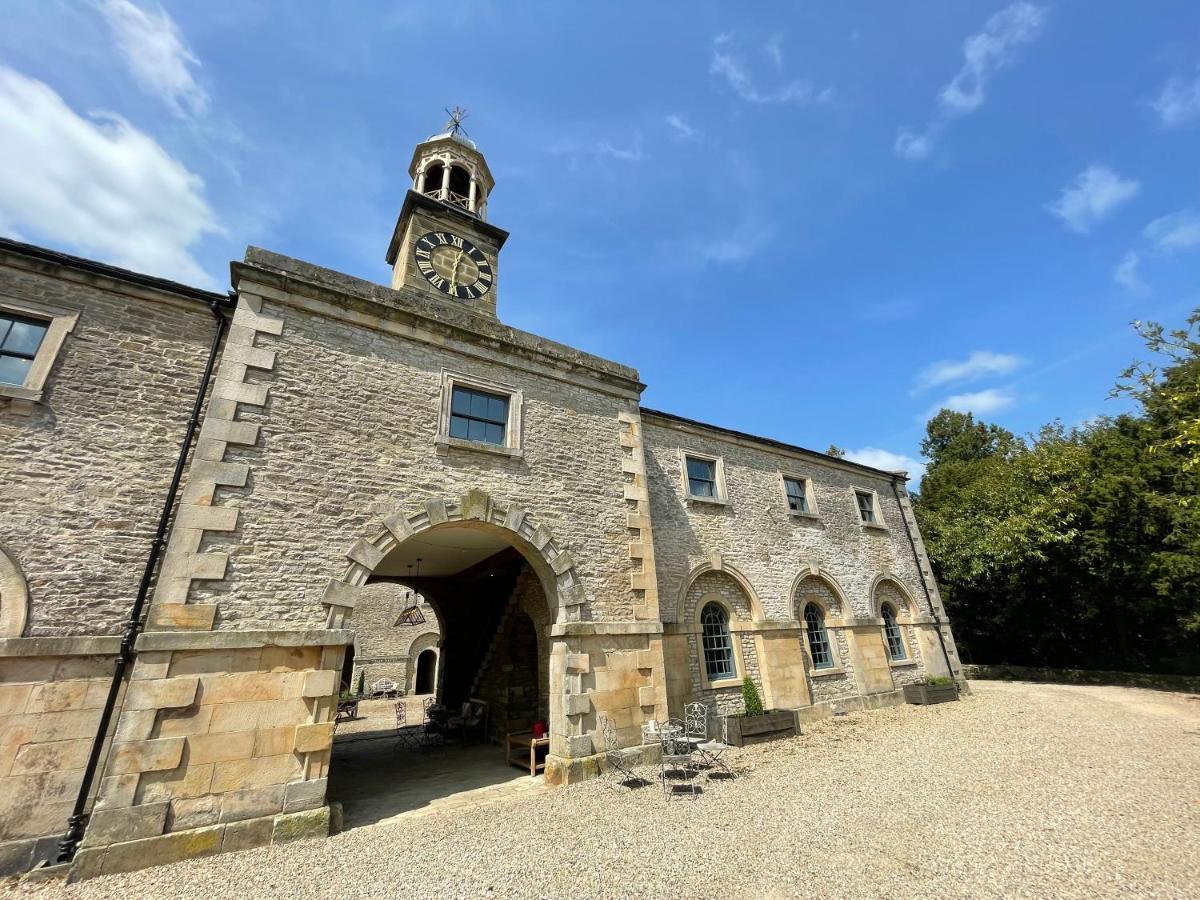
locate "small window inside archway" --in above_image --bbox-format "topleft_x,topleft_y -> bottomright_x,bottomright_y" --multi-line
803,602 -> 834,669
448,165 -> 471,202
423,162 -> 445,196
882,603 -> 906,659
700,601 -> 735,680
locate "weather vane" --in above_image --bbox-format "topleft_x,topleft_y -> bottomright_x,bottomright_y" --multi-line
444,106 -> 468,137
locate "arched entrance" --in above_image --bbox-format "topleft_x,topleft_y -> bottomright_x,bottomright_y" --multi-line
326,492 -> 575,828
415,648 -> 437,694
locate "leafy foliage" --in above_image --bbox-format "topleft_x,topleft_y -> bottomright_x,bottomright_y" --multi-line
914,309 -> 1200,674
741,676 -> 765,717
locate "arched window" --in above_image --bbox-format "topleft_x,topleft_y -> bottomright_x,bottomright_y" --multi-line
700,601 -> 735,680
882,603 -> 906,660
803,602 -> 833,669
423,162 -> 445,197
447,165 -> 471,206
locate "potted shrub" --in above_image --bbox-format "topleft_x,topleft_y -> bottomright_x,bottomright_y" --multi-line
902,675 -> 960,705
723,677 -> 798,747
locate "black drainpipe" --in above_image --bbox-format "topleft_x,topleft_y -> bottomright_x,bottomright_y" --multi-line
56,297 -> 228,863
889,477 -> 958,680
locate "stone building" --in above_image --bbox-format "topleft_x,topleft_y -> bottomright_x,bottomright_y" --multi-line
0,120 -> 966,879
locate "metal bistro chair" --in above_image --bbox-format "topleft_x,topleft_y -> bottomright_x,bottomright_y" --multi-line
660,717 -> 700,800
421,696 -> 447,748
394,700 -> 421,750
689,702 -> 734,780
599,715 -> 644,790
682,702 -> 708,757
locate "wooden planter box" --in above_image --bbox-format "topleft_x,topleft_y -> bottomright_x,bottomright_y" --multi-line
725,710 -> 797,747
903,682 -> 959,705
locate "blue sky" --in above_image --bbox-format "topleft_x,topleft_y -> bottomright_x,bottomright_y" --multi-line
3,1 -> 1200,482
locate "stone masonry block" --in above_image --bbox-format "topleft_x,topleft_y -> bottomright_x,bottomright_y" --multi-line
125,677 -> 199,711
530,524 -> 552,551
293,722 -> 334,754
186,730 -> 255,765
82,802 -> 169,847
321,579 -> 359,610
200,418 -> 260,446
219,784 -> 285,823
549,550 -> 575,576
638,685 -> 657,708
283,777 -> 328,813
146,604 -> 218,632
564,734 -> 593,757
107,737 -> 185,775
381,510 -> 413,542
503,503 -> 526,533
221,816 -> 274,854
564,694 -> 591,717
346,539 -> 384,571
271,806 -> 329,845
95,774 -> 139,810
97,823 -> 224,875
302,669 -> 337,698
424,498 -> 448,525
461,489 -> 491,521
565,653 -> 589,673
635,650 -> 655,671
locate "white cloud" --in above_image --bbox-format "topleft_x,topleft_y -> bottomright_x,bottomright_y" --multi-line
1143,209 -> 1200,254
0,66 -> 221,286
913,351 -> 1025,393
710,35 -> 833,106
938,2 -> 1046,115
1113,251 -> 1148,296
1047,165 -> 1139,234
764,34 -> 784,72
98,0 -> 209,119
894,126 -> 938,161
895,2 -> 1046,160
925,388 -> 1016,420
547,135 -> 646,168
844,447 -> 927,481
1152,67 -> 1200,128
695,219 -> 769,265
665,114 -> 698,140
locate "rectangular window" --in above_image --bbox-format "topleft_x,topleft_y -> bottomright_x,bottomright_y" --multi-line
856,490 -> 877,525
0,313 -> 49,386
449,386 -> 509,445
686,456 -> 716,498
784,477 -> 810,514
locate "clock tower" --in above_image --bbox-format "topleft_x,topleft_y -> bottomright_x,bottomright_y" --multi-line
386,109 -> 509,320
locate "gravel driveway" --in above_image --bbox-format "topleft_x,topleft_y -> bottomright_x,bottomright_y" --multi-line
5,681 -> 1198,899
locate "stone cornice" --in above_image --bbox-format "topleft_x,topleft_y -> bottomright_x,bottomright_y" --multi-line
232,250 -> 645,399
0,636 -> 121,657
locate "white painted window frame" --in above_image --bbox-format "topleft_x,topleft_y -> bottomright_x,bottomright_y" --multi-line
0,295 -> 79,403
679,448 -> 728,506
780,472 -> 819,519
435,369 -> 523,458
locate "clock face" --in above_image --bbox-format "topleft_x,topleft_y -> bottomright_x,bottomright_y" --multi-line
413,231 -> 493,301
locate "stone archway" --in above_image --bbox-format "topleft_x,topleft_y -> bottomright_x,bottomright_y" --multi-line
414,648 -> 437,694
0,543 -> 29,638
322,489 -> 586,630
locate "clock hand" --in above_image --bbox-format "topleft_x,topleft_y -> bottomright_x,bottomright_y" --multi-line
449,250 -> 464,291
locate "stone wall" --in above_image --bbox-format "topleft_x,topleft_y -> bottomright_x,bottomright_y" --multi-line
343,583 -> 439,693
181,258 -> 644,631
0,637 -> 119,875
0,255 -> 221,636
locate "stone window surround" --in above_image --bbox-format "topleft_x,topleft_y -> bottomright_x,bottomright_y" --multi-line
851,486 -> 888,531
0,294 -> 79,403
871,579 -> 920,669
691,592 -> 748,690
679,448 -> 728,507
779,472 -> 820,520
435,369 -> 524,458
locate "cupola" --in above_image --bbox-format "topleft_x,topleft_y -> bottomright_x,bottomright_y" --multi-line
408,107 -> 494,220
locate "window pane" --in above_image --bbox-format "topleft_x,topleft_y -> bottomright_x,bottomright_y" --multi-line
786,479 -> 808,512
0,355 -> 31,385
2,318 -> 47,356
470,391 -> 489,419
857,492 -> 875,523
450,388 -> 471,416
484,422 -> 504,445
467,418 -> 486,442
686,457 -> 714,481
688,477 -> 714,497
449,415 -> 469,439
487,395 -> 508,424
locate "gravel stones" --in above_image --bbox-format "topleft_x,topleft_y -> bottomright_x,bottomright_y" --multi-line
5,681 -> 1198,899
